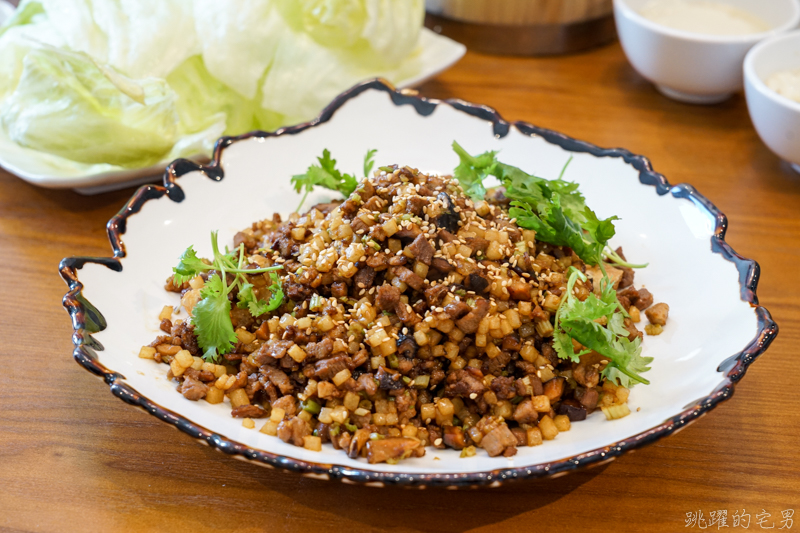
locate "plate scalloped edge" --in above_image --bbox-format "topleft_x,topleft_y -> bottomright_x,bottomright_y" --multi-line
59,78 -> 778,489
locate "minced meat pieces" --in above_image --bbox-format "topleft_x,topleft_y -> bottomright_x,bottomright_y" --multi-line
391,266 -> 424,291
353,266 -> 376,290
645,302 -> 669,325
314,355 -> 350,381
490,376 -> 517,400
277,417 -> 311,446
375,284 -> 401,311
366,253 -> 390,271
444,369 -> 486,398
430,257 -> 455,273
261,366 -> 293,395
407,234 -> 434,265
178,376 -> 208,401
455,298 -> 490,334
481,424 -> 517,457
305,338 -> 333,361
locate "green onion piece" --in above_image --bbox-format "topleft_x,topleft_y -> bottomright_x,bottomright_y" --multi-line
301,399 -> 322,414
378,166 -> 394,173
345,423 -> 358,433
329,423 -> 341,437
309,294 -> 324,312
511,395 -> 524,404
387,353 -> 399,370
413,375 -> 430,389
402,376 -> 412,385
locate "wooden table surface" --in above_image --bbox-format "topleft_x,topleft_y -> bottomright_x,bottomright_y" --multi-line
2,41 -> 799,533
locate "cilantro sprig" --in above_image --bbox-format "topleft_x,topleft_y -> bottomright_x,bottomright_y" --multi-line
173,231 -> 284,362
291,148 -> 376,211
553,267 -> 653,387
451,141 -> 646,269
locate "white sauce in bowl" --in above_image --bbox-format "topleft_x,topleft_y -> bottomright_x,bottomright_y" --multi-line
767,69 -> 800,103
639,0 -> 770,35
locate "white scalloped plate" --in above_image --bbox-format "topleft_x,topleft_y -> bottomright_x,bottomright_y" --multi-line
60,80 -> 776,487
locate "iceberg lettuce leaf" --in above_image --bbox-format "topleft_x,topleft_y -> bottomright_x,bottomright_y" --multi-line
0,45 -> 178,167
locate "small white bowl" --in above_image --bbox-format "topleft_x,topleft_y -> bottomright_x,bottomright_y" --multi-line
614,0 -> 800,104
744,30 -> 800,172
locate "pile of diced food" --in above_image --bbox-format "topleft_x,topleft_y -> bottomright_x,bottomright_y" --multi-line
140,152 -> 669,464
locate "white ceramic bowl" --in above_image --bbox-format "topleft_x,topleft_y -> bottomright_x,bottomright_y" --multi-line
744,30 -> 800,172
614,0 -> 800,104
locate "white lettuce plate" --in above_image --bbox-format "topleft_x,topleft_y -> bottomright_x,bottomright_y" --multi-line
60,80 -> 776,488
0,7 -> 465,195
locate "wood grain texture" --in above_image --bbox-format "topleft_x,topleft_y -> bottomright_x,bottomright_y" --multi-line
1,42 -> 799,533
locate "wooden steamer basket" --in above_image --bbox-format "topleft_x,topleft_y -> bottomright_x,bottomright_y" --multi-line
425,0 -> 616,55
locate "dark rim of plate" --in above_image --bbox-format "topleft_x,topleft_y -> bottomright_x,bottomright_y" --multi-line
59,79 -> 778,488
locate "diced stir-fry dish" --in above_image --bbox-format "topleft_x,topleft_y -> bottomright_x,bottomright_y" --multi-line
140,144 -> 669,464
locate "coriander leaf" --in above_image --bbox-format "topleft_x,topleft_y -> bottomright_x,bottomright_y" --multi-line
266,272 -> 284,312
553,328 -> 580,363
172,245 -> 211,285
602,337 -> 653,388
291,149 -> 359,211
236,282 -> 270,317
607,313 -> 630,337
192,274 -> 237,359
236,273 -> 284,317
451,143 -> 631,269
553,268 -> 651,387
363,148 -> 377,177
452,141 -> 497,201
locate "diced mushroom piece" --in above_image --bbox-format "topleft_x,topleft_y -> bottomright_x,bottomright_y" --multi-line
366,437 -> 421,464
557,399 -> 588,421
465,273 -> 489,294
348,428 -> 371,459
396,335 -> 418,358
434,192 -> 460,233
443,426 -> 466,450
645,302 -> 669,326
376,365 -> 404,390
231,405 -> 269,418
